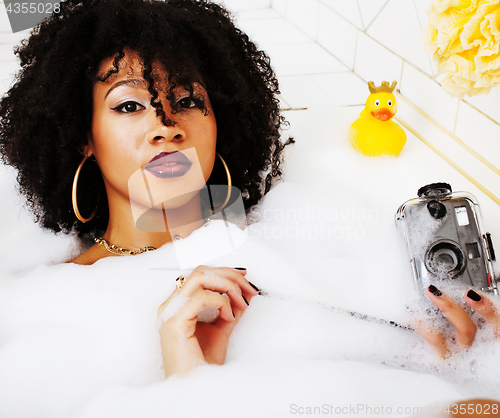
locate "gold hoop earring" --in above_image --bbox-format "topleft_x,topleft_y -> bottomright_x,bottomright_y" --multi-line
72,154 -> 97,223
204,152 -> 232,213
214,152 -> 232,212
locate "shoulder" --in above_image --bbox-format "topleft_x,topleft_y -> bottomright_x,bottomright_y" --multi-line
67,244 -> 115,265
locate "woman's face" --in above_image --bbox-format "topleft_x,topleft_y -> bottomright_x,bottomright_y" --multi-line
88,50 -> 217,213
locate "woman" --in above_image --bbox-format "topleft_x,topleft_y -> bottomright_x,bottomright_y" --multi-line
0,0 -> 291,378
0,0 -> 498,408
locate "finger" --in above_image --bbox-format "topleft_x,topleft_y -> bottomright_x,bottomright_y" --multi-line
180,267 -> 254,309
181,272 -> 248,310
210,266 -> 259,297
412,317 -> 450,358
164,289 -> 235,332
426,285 -> 477,347
231,267 -> 248,276
212,299 -> 249,337
465,289 -> 500,338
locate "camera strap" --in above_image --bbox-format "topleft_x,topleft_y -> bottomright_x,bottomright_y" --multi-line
259,289 -> 415,332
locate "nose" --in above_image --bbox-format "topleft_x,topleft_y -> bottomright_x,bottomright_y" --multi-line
146,110 -> 185,145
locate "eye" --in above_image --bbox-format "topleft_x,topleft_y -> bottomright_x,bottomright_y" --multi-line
112,101 -> 145,113
375,100 -> 380,106
388,100 -> 393,106
177,96 -> 197,109
175,94 -> 206,111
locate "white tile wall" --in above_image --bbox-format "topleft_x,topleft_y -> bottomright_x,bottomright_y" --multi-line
285,0 -> 321,40
357,0 -> 388,30
354,32 -> 403,87
321,0 -> 363,30
219,0 -> 271,11
464,90 -> 500,125
412,0 -> 430,30
263,42 -> 347,76
271,0 -> 287,16
400,63 -> 460,133
237,17 -> 311,47
278,72 -> 367,108
397,99 -> 500,198
317,4 -> 358,70
0,0 -> 25,98
0,1 -> 11,33
0,60 -> 18,94
0,42 -> 16,61
455,102 -> 500,169
235,8 -> 280,20
367,0 -> 434,76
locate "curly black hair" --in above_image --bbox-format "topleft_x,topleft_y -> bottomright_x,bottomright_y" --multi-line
0,0 -> 292,237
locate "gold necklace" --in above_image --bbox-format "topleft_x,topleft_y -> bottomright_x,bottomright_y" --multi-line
95,218 -> 211,256
94,237 -> 156,256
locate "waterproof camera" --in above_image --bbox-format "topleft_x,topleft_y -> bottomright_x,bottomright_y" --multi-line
395,183 -> 498,297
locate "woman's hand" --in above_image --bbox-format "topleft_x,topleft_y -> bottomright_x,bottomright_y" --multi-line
413,285 -> 500,358
157,266 -> 259,378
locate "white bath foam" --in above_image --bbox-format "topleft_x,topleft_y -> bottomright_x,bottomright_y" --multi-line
172,218 -> 248,269
0,324 -> 108,418
0,217 -> 497,418
74,359 -> 466,418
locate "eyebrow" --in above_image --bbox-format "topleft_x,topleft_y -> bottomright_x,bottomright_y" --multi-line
104,78 -> 148,98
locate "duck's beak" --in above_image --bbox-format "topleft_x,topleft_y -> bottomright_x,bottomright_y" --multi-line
371,108 -> 395,121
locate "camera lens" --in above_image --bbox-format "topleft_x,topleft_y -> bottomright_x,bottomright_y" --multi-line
427,200 -> 447,219
425,240 -> 466,278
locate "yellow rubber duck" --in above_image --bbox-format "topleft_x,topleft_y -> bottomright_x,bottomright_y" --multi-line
349,81 -> 406,156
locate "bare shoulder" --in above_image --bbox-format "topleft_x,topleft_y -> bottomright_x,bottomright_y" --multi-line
67,244 -> 114,265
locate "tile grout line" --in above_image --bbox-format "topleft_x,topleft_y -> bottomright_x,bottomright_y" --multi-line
462,98 -> 500,129
395,115 -> 500,207
272,0 -> 500,186
270,7 -> 351,71
412,0 -> 437,79
320,0 -> 491,126
412,0 -> 423,30
364,0 -> 390,33
316,0 -> 435,83
355,0 -> 365,31
276,0 -> 422,77
353,63 -> 500,179
396,91 -> 500,177
320,0 -> 364,31
313,0 -> 321,41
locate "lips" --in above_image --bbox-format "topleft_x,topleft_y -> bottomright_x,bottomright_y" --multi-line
144,151 -> 192,178
371,108 -> 395,121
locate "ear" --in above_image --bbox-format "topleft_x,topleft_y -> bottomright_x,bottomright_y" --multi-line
80,133 -> 95,157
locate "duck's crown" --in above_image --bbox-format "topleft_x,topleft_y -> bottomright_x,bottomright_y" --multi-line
368,81 -> 397,94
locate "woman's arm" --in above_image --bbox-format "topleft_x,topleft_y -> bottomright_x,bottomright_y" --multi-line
157,266 -> 259,378
413,285 -> 500,358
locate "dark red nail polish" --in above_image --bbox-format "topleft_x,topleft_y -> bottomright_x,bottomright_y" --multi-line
234,267 -> 246,271
248,281 -> 260,293
242,295 -> 249,305
232,310 -> 235,318
467,289 -> 482,302
428,285 -> 442,297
